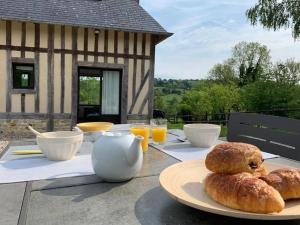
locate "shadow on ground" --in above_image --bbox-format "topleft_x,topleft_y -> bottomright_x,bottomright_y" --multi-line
135,186 -> 300,225
40,180 -> 129,202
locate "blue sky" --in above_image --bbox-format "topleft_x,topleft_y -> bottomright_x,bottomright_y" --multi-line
140,0 -> 300,79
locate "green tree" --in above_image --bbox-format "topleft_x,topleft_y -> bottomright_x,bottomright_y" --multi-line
207,84 -> 242,114
180,90 -> 213,116
153,89 -> 165,111
194,79 -> 214,91
232,42 -> 271,86
207,42 -> 271,86
179,84 -> 241,116
208,60 -> 238,85
268,59 -> 300,85
241,81 -> 296,112
247,0 -> 300,39
166,96 -> 181,115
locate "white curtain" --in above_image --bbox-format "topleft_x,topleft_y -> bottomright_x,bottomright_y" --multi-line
102,71 -> 120,115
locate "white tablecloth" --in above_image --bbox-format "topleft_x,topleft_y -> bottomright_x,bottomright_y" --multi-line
150,140 -> 279,162
0,143 -> 95,184
150,130 -> 279,162
0,128 -> 279,184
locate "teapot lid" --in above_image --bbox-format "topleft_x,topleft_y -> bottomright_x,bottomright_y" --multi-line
103,131 -> 132,137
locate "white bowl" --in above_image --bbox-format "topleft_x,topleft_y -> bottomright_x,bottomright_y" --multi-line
183,124 -> 221,147
37,131 -> 83,161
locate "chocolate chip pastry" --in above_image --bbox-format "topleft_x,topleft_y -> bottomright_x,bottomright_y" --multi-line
203,142 -> 287,213
205,142 -> 265,175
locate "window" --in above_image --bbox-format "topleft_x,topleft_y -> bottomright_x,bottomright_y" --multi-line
13,63 -> 34,89
77,67 -> 121,123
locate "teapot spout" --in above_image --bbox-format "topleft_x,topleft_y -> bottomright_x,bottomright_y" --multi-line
127,135 -> 143,166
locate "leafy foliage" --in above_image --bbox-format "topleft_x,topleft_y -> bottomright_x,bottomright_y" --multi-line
207,84 -> 242,114
153,88 -> 165,111
208,60 -> 238,85
209,42 -> 271,86
79,77 -> 100,105
268,59 -> 300,85
232,42 -> 271,85
180,90 -> 213,116
154,41 -> 300,120
178,84 -> 242,118
241,81 -> 293,111
246,0 -> 300,39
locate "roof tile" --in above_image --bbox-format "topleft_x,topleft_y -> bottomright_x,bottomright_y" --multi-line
0,0 -> 171,37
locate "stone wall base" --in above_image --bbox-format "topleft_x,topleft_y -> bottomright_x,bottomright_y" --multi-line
0,119 -> 72,140
0,117 -> 152,140
53,119 -> 72,131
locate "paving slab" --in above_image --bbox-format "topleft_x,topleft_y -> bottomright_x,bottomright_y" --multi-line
26,176 -> 300,225
0,182 -> 26,225
3,138 -> 300,225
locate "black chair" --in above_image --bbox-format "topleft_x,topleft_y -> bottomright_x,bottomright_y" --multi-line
227,112 -> 300,161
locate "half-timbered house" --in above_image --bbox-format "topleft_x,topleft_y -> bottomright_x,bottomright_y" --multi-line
0,0 -> 171,137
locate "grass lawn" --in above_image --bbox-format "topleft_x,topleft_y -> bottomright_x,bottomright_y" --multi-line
168,122 -> 227,137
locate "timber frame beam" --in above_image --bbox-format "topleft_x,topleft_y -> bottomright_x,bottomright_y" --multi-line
1,20 -> 158,128
0,45 -> 151,60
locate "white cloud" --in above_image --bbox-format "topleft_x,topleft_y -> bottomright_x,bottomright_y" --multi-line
140,0 -> 300,79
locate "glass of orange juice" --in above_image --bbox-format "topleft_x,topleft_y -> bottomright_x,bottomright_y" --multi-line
130,124 -> 150,152
151,119 -> 168,145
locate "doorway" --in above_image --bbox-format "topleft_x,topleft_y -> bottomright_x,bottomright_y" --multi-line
77,67 -> 121,124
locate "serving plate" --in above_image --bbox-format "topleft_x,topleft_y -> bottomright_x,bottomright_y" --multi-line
159,160 -> 300,220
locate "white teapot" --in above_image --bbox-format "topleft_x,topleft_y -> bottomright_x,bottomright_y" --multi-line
91,132 -> 143,182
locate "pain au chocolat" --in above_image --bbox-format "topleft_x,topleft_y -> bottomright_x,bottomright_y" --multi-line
205,142 -> 265,175
260,168 -> 300,200
204,172 -> 285,213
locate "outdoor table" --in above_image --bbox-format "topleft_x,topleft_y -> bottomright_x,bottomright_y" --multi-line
1,137 -> 300,225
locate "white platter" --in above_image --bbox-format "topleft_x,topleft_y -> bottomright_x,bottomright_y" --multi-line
159,160 -> 300,220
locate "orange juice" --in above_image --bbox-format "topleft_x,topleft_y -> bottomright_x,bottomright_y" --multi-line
130,126 -> 149,152
152,127 -> 167,144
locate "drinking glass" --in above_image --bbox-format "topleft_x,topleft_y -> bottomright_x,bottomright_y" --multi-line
150,119 -> 168,145
130,123 -> 150,152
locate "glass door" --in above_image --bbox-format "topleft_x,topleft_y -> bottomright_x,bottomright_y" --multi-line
77,67 -> 121,124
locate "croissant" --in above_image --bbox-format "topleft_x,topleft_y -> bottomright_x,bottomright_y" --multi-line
204,172 -> 285,213
260,168 -> 300,200
205,142 -> 264,174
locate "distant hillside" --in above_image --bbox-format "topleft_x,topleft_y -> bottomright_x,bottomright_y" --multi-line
154,78 -> 202,116
154,78 -> 200,95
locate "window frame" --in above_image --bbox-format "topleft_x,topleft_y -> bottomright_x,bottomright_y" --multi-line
12,63 -> 35,90
77,66 -> 122,123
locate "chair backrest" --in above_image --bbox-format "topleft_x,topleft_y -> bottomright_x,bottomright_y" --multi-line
227,112 -> 300,161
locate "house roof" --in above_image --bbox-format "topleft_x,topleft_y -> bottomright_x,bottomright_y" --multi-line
0,0 -> 172,42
